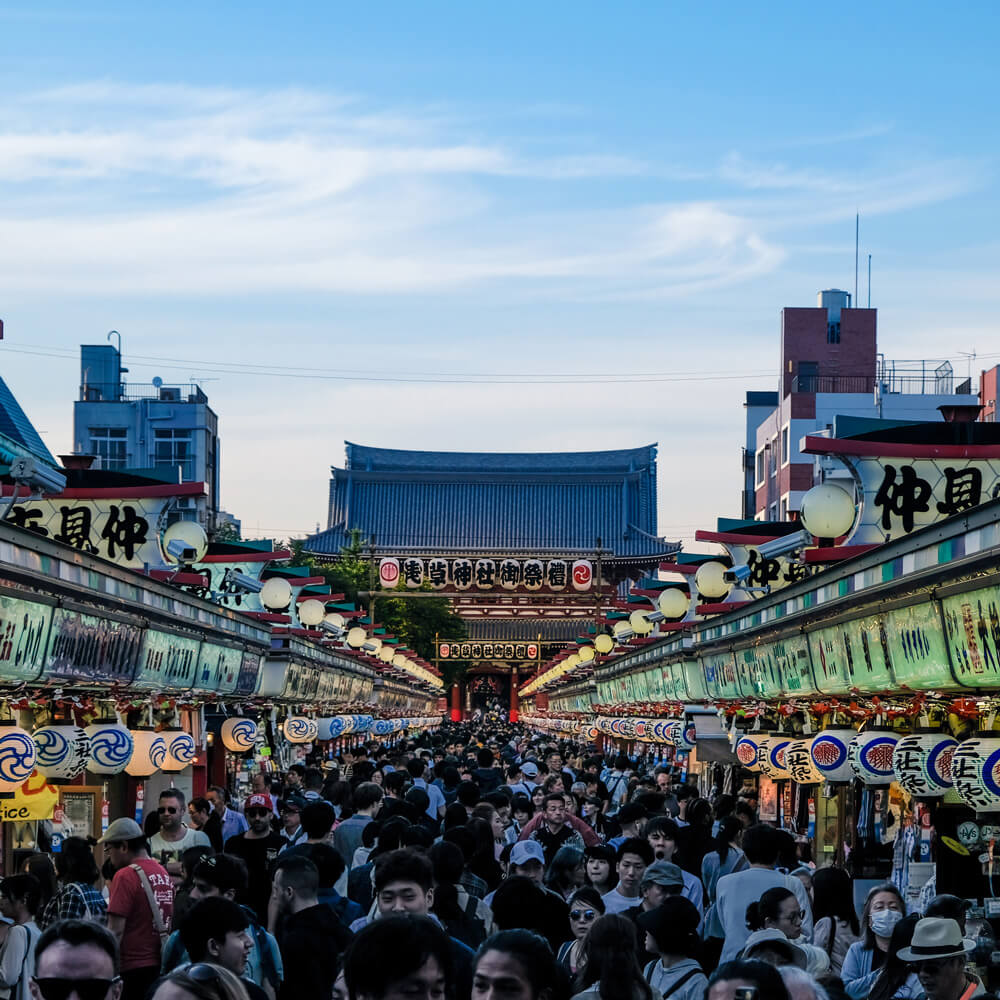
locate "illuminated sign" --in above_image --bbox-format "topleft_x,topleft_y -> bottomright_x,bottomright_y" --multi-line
380,558 -> 592,592
437,640 -> 543,662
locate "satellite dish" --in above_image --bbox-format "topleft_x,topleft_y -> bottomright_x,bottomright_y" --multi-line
152,376 -> 163,388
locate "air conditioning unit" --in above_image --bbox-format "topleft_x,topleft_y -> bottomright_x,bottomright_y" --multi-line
159,387 -> 181,402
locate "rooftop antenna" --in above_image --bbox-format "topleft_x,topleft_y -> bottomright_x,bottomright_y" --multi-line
854,213 -> 859,307
867,254 -> 872,308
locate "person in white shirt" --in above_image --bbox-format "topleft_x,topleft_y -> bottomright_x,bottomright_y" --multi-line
600,838 -> 653,914
149,789 -> 211,879
716,823 -> 813,962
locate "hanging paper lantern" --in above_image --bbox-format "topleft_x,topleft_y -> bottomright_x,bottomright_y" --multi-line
33,724 -> 90,783
849,729 -> 900,785
0,722 -> 36,795
892,731 -> 958,798
160,730 -> 197,773
260,577 -> 293,610
952,733 -> 1000,812
283,717 -> 317,744
84,720 -> 134,776
126,729 -> 167,778
757,735 -> 792,780
220,718 -> 258,753
809,728 -> 858,783
355,716 -> 373,733
672,720 -> 697,753
735,734 -> 764,772
373,720 -> 393,736
786,738 -> 823,784
316,717 -> 345,742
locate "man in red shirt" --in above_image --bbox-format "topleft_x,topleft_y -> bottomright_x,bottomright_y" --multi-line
100,817 -> 174,1000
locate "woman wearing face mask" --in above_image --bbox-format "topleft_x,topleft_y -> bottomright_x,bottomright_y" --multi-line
841,883 -> 907,999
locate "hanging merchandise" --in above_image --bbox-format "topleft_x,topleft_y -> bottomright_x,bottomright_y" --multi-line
0,722 -> 36,795
220,718 -> 259,753
809,727 -> 858,783
849,728 -> 901,785
786,738 -> 824,784
160,729 -> 197,773
892,730 -> 958,798
282,717 -> 318,744
757,735 -> 792,780
735,733 -> 764,772
952,732 -> 1000,812
84,719 -> 134,775
32,724 -> 90,782
125,728 -> 167,778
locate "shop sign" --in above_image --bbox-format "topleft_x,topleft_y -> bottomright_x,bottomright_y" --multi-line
810,615 -> 894,695
438,641 -> 541,662
134,629 -> 201,690
703,650 -> 743,699
0,771 -> 58,822
379,557 -> 591,592
194,642 -> 243,694
45,608 -> 143,685
940,585 -> 1000,687
882,601 -> 953,690
235,650 -> 263,696
0,593 -> 53,684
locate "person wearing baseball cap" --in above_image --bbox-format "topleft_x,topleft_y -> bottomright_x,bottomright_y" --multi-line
222,794 -> 284,922
621,860 -> 686,965
638,896 -> 708,1000
278,793 -> 308,852
898,917 -> 982,1000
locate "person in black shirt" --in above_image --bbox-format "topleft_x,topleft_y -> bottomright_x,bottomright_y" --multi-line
224,794 -> 284,922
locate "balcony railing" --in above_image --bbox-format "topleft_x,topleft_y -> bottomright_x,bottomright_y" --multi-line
792,361 -> 974,397
79,383 -> 208,404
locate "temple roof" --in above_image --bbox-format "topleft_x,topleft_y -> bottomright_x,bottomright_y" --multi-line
306,442 -> 677,561
0,376 -> 56,466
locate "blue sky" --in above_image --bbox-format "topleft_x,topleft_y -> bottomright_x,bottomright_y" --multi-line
0,2 -> 997,547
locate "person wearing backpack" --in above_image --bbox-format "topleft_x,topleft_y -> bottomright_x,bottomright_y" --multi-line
637,897 -> 708,1000
0,874 -> 42,1000
100,817 -> 174,1000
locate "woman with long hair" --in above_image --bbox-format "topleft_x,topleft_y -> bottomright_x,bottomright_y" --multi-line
700,816 -> 746,903
557,887 -> 604,976
675,798 -> 713,878
37,838 -> 107,929
545,847 -> 586,902
466,817 -> 503,891
571,914 -> 657,1000
841,883 -> 907,999
19,856 -> 57,918
811,866 -> 861,976
868,914 -> 922,1000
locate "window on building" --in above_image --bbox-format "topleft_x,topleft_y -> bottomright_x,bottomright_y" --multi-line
781,427 -> 789,465
797,361 -> 818,393
770,437 -> 778,476
154,428 -> 194,479
756,449 -> 765,485
781,497 -> 788,520
89,427 -> 127,470
827,321 -> 841,344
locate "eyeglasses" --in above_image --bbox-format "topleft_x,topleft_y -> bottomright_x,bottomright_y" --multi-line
33,978 -> 121,1000
570,909 -> 597,921
157,806 -> 178,814
783,911 -> 805,922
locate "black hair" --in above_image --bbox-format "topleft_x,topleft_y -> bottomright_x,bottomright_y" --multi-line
159,787 -> 186,806
457,782 -> 480,808
181,846 -> 213,879
741,823 -> 780,865
477,748 -> 495,768
0,873 -> 41,915
712,815 -> 744,865
35,919 -> 120,976
273,854 -> 319,896
192,853 -> 248,895
374,848 -> 434,893
353,782 -> 384,811
583,844 -> 616,865
644,815 -> 679,839
288,763 -> 307,778
574,914 -> 651,1000
345,915 -> 453,1000
543,792 -> 566,809
303,768 -> 323,791
53,836 -> 100,884
300,801 -> 337,839
616,837 -> 654,865
179,896 -> 249,962
283,842 -> 345,888
428,841 -> 466,922
474,929 -> 564,1000
745,886 -> 795,931
545,846 -> 584,896
615,802 -> 647,826
869,914 -> 921,1000
707,960 -> 791,1000
712,794 -> 736,820
253,773 -> 273,789
567,886 -> 605,913
384,771 -> 407,796
407,758 -> 426,779
812,866 -> 861,937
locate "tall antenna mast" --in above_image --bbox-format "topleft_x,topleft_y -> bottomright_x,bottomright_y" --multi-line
867,253 -> 872,308
854,213 -> 859,307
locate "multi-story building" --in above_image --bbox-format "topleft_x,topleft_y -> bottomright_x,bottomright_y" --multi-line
749,289 -> 976,521
980,364 -> 999,423
72,344 -> 221,529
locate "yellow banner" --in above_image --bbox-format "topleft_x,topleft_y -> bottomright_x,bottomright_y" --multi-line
0,771 -> 58,822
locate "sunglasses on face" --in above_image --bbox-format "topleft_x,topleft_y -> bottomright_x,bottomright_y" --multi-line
157,806 -> 178,814
33,978 -> 121,1000
916,960 -> 952,975
570,909 -> 597,921
246,809 -> 271,818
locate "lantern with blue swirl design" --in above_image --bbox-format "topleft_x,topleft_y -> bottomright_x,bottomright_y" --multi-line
282,717 -> 318,744
355,716 -> 373,734
735,734 -> 764,773
316,717 -> 346,742
809,728 -> 857,783
892,730 -> 957,798
373,719 -> 393,737
161,729 -> 197,773
33,724 -> 90,783
125,729 -> 167,778
848,729 -> 900,785
0,722 -> 36,795
84,720 -> 134,776
221,718 -> 259,753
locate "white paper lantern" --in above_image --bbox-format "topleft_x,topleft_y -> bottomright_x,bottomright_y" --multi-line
809,728 -> 858,783
0,722 -> 36,794
283,717 -> 317,744
757,735 -> 792,780
160,729 -> 197,773
658,588 -> 688,619
260,577 -> 293,610
126,729 -> 167,778
892,731 -> 958,798
786,738 -> 823,784
219,718 -> 258,753
84,720 -> 134,775
799,483 -> 856,540
316,717 -> 346,741
629,611 -> 654,635
695,562 -> 730,600
671,719 -> 697,753
33,724 -> 90,782
298,599 -> 326,627
952,733 -> 1000,812
594,634 -> 615,655
849,729 -> 900,785
735,733 -> 764,772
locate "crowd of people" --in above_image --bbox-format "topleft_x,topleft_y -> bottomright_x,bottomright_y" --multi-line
0,721 -> 992,1000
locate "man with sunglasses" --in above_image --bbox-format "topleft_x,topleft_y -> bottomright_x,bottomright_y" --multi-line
898,917 -> 989,1000
223,794 -> 283,922
29,919 -> 122,1000
149,790 -> 211,881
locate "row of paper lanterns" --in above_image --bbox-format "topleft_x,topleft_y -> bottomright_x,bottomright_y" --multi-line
0,720 -> 198,789
279,715 -> 442,744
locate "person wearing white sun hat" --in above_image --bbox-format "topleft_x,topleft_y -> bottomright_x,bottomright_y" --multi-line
896,917 -> 985,1000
